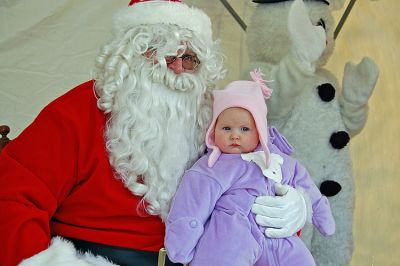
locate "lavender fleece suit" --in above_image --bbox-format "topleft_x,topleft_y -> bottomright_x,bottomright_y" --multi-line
165,128 -> 335,266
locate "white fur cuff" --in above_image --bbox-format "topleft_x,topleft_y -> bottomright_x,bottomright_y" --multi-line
19,237 -> 116,266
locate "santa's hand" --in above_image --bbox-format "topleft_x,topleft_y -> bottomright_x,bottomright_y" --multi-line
252,183 -> 307,238
288,0 -> 326,68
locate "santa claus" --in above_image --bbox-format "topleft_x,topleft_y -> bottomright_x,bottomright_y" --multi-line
0,1 -> 307,265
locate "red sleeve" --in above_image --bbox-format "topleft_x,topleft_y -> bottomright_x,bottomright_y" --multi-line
0,104 -> 80,266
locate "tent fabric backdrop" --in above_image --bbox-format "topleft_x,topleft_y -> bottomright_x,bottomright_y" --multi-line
0,0 -> 126,138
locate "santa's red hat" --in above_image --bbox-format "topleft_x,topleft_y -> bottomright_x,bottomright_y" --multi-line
113,0 -> 213,45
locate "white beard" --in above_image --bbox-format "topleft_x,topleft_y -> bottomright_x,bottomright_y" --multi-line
104,60 -> 211,220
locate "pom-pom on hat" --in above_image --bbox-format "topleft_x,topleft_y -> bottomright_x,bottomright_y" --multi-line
113,0 -> 213,45
206,69 -> 273,167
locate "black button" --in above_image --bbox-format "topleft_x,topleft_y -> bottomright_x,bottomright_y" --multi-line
317,83 -> 336,102
330,131 -> 350,149
320,180 -> 342,197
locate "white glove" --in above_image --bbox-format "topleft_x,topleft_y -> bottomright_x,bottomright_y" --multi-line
251,183 -> 307,238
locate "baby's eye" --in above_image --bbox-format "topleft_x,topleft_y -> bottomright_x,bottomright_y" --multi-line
241,127 -> 250,132
222,127 -> 231,131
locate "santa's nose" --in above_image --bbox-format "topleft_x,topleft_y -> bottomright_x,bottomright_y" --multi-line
167,57 -> 185,74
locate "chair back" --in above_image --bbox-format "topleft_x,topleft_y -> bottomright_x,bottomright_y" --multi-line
0,125 -> 11,153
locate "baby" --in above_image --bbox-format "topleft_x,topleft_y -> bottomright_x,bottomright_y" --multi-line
165,70 -> 335,266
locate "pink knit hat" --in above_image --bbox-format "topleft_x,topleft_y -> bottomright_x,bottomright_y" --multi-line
206,69 -> 273,167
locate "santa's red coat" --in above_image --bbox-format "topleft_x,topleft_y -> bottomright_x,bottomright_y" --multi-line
0,81 -> 165,266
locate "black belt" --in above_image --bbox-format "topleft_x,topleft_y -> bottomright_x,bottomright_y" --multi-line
65,237 -> 182,266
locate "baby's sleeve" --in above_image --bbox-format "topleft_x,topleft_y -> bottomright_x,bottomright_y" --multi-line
290,162 -> 336,236
165,169 -> 223,263
269,127 -> 294,155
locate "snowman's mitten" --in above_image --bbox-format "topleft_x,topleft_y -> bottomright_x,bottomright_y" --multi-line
340,57 -> 379,136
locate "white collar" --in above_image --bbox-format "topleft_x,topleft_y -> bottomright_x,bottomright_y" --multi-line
241,151 -> 284,183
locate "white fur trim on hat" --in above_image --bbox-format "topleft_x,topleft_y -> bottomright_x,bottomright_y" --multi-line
113,1 -> 213,44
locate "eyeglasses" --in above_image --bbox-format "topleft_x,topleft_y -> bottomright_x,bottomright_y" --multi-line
165,53 -> 201,71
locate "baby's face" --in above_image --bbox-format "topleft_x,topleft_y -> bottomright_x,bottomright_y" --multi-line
214,107 -> 259,154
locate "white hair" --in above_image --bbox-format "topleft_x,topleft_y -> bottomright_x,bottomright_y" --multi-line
93,23 -> 225,219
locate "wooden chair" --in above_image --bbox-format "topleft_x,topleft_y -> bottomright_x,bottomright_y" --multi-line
158,248 -> 188,266
0,125 -> 11,153
158,248 -> 167,266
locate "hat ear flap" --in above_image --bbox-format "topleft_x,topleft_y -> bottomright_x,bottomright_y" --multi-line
208,148 -> 221,167
260,140 -> 271,168
205,121 -> 221,167
205,121 -> 215,148
252,110 -> 270,168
